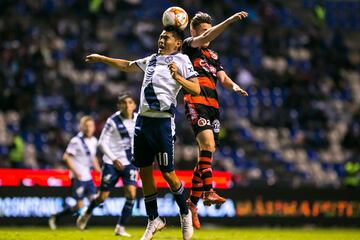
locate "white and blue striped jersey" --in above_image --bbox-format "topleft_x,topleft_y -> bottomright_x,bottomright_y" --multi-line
98,111 -> 138,166
133,52 -> 198,116
65,132 -> 97,181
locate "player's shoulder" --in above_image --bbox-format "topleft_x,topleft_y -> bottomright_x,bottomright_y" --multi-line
174,52 -> 191,62
70,134 -> 81,142
182,37 -> 193,46
68,134 -> 80,145
108,111 -> 120,121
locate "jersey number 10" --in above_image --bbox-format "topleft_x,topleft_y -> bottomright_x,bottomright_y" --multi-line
157,152 -> 169,166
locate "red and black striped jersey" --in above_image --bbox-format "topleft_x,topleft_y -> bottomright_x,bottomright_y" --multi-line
181,37 -> 224,109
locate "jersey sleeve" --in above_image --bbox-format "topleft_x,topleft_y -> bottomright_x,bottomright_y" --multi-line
65,138 -> 78,156
179,54 -> 199,80
131,55 -> 151,72
215,54 -> 224,72
98,119 -> 117,161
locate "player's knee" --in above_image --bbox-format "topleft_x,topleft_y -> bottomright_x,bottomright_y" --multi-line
76,201 -> 84,209
97,192 -> 109,203
126,195 -> 136,201
124,190 -> 136,200
199,141 -> 216,152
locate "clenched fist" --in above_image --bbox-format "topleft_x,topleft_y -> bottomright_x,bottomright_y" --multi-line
228,11 -> 248,23
168,62 -> 181,80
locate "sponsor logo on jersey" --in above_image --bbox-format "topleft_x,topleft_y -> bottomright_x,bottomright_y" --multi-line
208,49 -> 218,60
212,119 -> 220,133
165,56 -> 173,64
199,59 -> 217,77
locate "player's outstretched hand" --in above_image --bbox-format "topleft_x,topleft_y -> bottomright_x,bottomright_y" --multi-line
228,11 -> 248,23
85,54 -> 104,63
233,85 -> 248,96
168,62 -> 181,80
113,159 -> 124,171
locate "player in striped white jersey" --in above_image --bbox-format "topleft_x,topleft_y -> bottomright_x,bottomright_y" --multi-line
84,26 -> 200,240
77,94 -> 138,237
49,116 -> 101,230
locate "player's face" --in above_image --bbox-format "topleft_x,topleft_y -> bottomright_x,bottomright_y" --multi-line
191,23 -> 212,48
118,97 -> 136,115
158,31 -> 181,55
82,120 -> 95,138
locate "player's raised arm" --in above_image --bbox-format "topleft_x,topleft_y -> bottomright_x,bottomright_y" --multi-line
190,11 -> 248,48
168,62 -> 200,96
217,70 -> 248,96
85,54 -> 142,72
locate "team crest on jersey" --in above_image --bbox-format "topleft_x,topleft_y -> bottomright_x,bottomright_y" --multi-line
165,56 -> 173,64
208,49 -> 218,60
198,118 -> 208,127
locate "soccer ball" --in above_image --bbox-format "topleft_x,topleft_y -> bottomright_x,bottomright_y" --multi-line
162,6 -> 189,30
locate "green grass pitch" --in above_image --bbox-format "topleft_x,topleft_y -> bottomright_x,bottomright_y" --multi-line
1,227 -> 360,240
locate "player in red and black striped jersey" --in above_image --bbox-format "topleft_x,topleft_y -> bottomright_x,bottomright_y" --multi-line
181,11 -> 249,229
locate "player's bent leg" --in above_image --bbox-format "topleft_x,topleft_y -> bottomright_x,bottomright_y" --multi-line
162,171 -> 193,240
75,199 -> 84,210
140,166 -> 166,240
48,203 -> 79,230
115,185 -> 136,237
196,130 -> 226,206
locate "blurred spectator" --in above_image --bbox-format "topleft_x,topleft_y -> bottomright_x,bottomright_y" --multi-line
9,133 -> 24,168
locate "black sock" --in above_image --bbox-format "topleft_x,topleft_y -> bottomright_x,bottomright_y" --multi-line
144,193 -> 159,220
86,199 -> 101,214
171,184 -> 189,215
55,206 -> 74,219
118,199 -> 135,226
190,196 -> 200,205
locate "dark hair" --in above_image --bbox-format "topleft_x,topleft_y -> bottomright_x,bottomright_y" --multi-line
163,25 -> 184,41
190,12 -> 212,29
117,93 -> 133,103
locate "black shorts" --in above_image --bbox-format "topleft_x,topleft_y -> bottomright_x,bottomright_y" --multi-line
71,179 -> 97,200
185,102 -> 220,145
132,115 -> 176,172
100,164 -> 138,192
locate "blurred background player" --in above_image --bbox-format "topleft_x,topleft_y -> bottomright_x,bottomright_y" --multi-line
48,116 -> 100,230
76,94 -> 138,237
181,11 -> 249,229
83,26 -> 200,240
